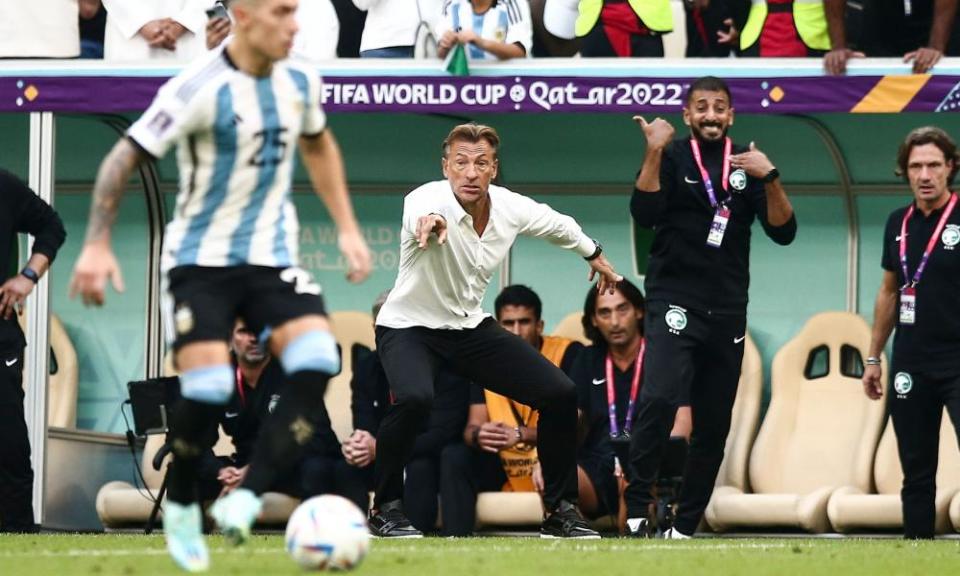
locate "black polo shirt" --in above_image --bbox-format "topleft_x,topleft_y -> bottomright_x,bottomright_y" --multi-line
881,198 -> 960,373
570,344 -> 641,464
631,138 -> 797,315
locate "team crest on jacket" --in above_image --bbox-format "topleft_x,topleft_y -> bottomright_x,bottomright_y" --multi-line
942,224 -> 960,249
894,372 -> 913,397
665,306 -> 688,335
729,169 -> 747,191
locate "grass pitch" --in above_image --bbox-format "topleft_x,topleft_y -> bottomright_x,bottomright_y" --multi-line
1,534 -> 960,575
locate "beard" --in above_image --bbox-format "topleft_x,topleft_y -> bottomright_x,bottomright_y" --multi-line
241,348 -> 267,364
691,122 -> 729,143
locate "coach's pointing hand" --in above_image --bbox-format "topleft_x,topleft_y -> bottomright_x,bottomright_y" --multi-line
588,255 -> 623,295
416,214 -> 448,249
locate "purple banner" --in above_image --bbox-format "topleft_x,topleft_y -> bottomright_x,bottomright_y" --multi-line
4,74 -> 960,114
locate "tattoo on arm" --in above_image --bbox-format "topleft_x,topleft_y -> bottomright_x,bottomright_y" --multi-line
85,140 -> 144,244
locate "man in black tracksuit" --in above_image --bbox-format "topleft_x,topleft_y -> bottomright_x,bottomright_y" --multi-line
0,169 -> 66,533
863,126 -> 960,539
624,76 -> 796,538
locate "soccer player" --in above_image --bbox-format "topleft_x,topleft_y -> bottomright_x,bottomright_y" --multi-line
625,75 -> 796,538
369,122 -> 622,539
69,0 -> 371,571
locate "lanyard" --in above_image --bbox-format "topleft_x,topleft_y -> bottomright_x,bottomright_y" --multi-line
235,366 -> 247,407
899,193 -> 958,288
606,339 -> 645,438
690,137 -> 732,209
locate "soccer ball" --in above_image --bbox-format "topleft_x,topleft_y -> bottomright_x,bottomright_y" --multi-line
285,495 -> 371,571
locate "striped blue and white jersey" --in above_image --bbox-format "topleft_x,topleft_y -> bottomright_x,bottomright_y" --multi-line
128,47 -> 326,273
436,0 -> 533,60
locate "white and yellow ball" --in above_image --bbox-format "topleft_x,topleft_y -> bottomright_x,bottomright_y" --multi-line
285,495 -> 370,571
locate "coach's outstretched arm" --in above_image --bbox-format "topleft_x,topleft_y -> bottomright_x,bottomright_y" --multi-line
69,138 -> 147,306
299,130 -> 372,284
631,116 -> 673,228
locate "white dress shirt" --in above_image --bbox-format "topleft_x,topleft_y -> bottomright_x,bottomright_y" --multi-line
352,0 -> 420,53
377,180 -> 596,330
102,0 -> 208,61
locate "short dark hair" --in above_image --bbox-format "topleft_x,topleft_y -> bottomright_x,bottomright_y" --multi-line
581,279 -> 646,346
685,76 -> 733,107
895,126 -> 960,184
495,285 -> 542,321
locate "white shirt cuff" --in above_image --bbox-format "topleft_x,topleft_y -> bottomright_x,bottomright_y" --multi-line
575,234 -> 597,258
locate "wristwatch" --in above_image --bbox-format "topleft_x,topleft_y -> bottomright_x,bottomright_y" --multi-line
761,168 -> 780,184
865,356 -> 882,366
584,239 -> 603,261
20,267 -> 39,284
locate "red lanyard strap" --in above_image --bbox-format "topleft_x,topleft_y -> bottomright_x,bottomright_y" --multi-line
605,339 -> 645,438
235,366 -> 246,407
690,137 -> 732,209
899,193 -> 958,288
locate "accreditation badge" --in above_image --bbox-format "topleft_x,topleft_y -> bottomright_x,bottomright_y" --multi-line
707,205 -> 731,248
899,286 -> 916,325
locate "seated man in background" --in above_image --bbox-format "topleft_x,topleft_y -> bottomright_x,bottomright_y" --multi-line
343,291 -> 471,534
440,285 -> 582,536
436,0 -> 533,60
569,279 -> 691,533
197,321 -> 369,511
101,0 -> 208,61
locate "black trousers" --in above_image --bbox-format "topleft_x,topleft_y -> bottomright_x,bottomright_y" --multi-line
403,454 -> 443,533
0,347 -> 34,532
374,318 -> 578,511
439,443 -> 507,536
889,366 -> 960,539
624,301 -> 745,534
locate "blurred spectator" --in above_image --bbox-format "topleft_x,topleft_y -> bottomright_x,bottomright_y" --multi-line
352,0 -> 418,58
102,0 -> 208,61
570,280 -> 691,528
739,0 -> 832,59
331,0 -> 367,56
439,285 -> 582,536
79,0 -> 106,59
826,0 -> 959,74
197,321 -> 369,510
684,0 -> 744,57
205,0 -> 340,61
530,0 -> 581,56
436,0 -> 534,60
575,0 -> 673,57
0,1 -> 80,58
345,291 -> 471,532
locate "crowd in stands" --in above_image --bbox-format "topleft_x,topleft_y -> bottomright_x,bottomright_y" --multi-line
1,0 -> 957,73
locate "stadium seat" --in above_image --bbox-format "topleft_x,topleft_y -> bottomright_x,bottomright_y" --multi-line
828,414 -> 960,534
703,332 -> 763,529
704,312 -> 886,533
18,312 -> 79,428
549,312 -> 590,345
327,311 -> 375,442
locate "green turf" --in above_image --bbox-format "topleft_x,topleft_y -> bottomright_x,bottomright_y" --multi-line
1,534 -> 960,575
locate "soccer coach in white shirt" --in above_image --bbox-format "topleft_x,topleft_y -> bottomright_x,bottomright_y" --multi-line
369,123 -> 622,539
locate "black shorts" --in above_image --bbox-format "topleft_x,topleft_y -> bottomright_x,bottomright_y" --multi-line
163,265 -> 327,350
